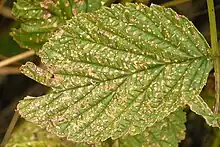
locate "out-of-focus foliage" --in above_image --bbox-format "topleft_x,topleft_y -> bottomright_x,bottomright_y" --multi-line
11,0 -> 109,50
6,120 -> 74,147
0,31 -> 25,57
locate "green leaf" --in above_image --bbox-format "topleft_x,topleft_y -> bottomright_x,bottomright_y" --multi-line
6,120 -> 73,147
6,120 -> 112,147
11,0 -> 108,50
7,110 -> 185,147
117,109 -> 186,147
18,3 -> 217,143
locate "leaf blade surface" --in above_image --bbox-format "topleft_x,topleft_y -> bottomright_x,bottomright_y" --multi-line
117,109 -> 186,147
18,3 -> 215,143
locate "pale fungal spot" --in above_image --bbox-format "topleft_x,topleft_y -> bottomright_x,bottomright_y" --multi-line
43,12 -> 52,19
54,29 -> 64,39
65,1 -> 69,7
36,38 -> 40,43
53,22 -> 58,27
72,8 -> 77,16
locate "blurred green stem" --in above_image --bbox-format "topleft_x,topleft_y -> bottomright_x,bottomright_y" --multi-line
207,0 -> 220,114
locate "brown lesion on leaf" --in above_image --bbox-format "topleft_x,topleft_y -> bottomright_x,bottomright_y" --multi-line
20,62 -> 63,87
40,0 -> 55,20
72,0 -> 85,15
72,8 -> 78,16
74,0 -> 85,3
65,1 -> 70,7
50,73 -> 63,85
40,0 -> 55,9
43,11 -> 52,19
41,63 -> 64,85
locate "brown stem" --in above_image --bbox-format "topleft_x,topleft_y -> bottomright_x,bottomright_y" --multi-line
0,50 -> 35,68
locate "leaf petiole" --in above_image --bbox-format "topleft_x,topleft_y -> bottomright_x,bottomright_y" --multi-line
207,0 -> 220,114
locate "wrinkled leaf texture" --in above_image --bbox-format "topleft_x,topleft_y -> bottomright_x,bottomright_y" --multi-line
18,3 -> 219,144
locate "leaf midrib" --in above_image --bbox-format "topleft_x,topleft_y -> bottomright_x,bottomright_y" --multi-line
39,59 -> 191,136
